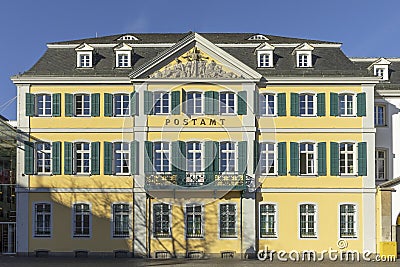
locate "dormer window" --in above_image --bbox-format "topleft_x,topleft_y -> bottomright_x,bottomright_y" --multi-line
79,54 -> 91,68
117,35 -> 138,41
298,54 -> 309,67
371,58 -> 391,81
255,43 -> 275,68
114,43 -> 132,68
75,43 -> 94,68
293,43 -> 314,68
375,68 -> 385,77
248,34 -> 269,41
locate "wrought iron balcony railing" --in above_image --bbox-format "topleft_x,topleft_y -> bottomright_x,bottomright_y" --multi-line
144,171 -> 248,190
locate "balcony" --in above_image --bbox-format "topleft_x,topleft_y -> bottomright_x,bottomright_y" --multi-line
145,171 -> 250,191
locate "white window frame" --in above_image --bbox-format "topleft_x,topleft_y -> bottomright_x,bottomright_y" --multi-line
299,93 -> 316,116
299,203 -> 317,239
373,65 -> 389,80
74,94 -> 91,117
111,203 -> 131,238
185,203 -> 204,238
297,52 -> 312,68
219,92 -> 236,115
374,104 -> 386,127
36,142 -> 52,174
72,202 -> 91,238
219,203 -> 237,239
36,94 -> 52,117
33,202 -> 52,238
259,93 -> 276,116
77,53 -> 92,68
186,91 -> 204,115
74,142 -> 91,175
114,93 -> 130,116
257,51 -> 273,68
339,142 -> 356,176
153,202 -> 172,238
259,203 -> 278,238
116,52 -> 131,68
260,142 -> 277,175
186,142 -> 203,173
339,203 -> 357,239
219,141 -> 236,173
153,141 -> 170,172
375,148 -> 387,181
153,92 -> 170,115
338,94 -> 355,117
113,142 -> 130,175
299,142 -> 316,175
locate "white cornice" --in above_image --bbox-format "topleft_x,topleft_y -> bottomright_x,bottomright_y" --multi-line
264,76 -> 380,84
259,188 -> 376,193
350,58 -> 400,62
11,76 -> 131,84
259,128 -> 376,133
131,78 -> 259,83
375,90 -> 400,96
47,43 -> 342,49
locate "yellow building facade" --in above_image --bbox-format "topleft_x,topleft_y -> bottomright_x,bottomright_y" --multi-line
12,32 -> 381,258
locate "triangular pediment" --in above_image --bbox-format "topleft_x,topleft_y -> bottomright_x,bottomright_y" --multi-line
149,47 -> 243,79
372,57 -> 391,66
255,42 -> 275,52
130,32 -> 262,80
114,43 -> 133,51
75,43 -> 94,51
292,42 -> 314,54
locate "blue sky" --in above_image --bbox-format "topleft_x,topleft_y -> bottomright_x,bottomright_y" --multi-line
1,0 -> 399,120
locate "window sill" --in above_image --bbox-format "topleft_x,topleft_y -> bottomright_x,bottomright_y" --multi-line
36,173 -> 53,176
259,114 -> 277,117
36,115 -> 53,118
260,174 -> 278,177
298,115 -> 317,117
114,173 -> 132,176
260,235 -> 277,239
34,235 -> 51,238
339,174 -> 358,178
338,115 -> 356,118
299,174 -> 318,177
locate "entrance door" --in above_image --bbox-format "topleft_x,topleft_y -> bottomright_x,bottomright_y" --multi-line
0,223 -> 16,254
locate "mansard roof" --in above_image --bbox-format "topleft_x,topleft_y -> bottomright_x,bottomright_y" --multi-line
18,32 -> 370,78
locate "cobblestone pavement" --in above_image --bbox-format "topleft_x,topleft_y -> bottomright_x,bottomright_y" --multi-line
0,257 -> 398,267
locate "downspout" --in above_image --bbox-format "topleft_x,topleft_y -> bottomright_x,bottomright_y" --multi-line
240,191 -> 243,259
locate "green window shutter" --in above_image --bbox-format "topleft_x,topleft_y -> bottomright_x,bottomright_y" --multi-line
91,93 -> 100,117
290,142 -> 299,176
171,141 -> 186,174
144,91 -> 153,115
204,141 -> 216,183
144,141 -> 153,174
357,92 -> 366,117
330,142 -> 339,176
91,142 -> 100,175
277,93 -> 286,116
238,141 -> 247,174
290,93 -> 299,116
65,93 -> 73,117
26,93 -> 35,117
130,92 -> 137,116
131,141 -> 138,175
104,142 -> 113,175
104,93 -> 113,117
52,93 -> 61,117
317,93 -> 325,116
181,89 -> 187,114
64,142 -> 73,174
358,142 -> 367,176
171,91 -> 181,115
277,142 -> 287,175
52,141 -> 61,175
317,142 -> 326,176
213,142 -> 219,173
253,140 -> 259,173
330,93 -> 338,116
205,91 -> 218,115
24,141 -> 34,175
254,90 -> 260,116
237,91 -> 247,115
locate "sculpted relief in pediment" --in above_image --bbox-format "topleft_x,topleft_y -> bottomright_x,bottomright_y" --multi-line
150,48 -> 243,79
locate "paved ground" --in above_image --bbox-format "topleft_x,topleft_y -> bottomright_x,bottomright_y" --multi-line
0,257 -> 398,267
